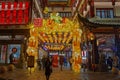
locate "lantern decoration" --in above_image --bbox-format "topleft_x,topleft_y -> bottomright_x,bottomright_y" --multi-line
12,2 -> 17,23
2,2 -> 5,9
1,10 -> 5,23
27,12 -> 82,73
71,22 -> 82,73
18,10 -> 23,24
24,2 -> 29,23
43,7 -> 49,14
12,10 -> 17,23
26,27 -> 39,72
58,32 -> 62,43
87,32 -> 95,40
6,10 -> 11,23
0,2 -> 29,24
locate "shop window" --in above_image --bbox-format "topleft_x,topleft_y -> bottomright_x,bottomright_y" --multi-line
96,8 -> 114,18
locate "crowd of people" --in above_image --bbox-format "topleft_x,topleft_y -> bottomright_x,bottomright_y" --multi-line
37,56 -> 72,80
107,55 -> 119,71
36,55 -> 119,80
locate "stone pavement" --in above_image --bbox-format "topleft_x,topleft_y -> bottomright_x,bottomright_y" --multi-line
0,67 -> 120,80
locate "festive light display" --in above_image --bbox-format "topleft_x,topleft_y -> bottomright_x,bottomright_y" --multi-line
27,12 -> 82,73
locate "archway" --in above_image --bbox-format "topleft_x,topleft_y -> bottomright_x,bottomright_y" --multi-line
27,13 -> 82,73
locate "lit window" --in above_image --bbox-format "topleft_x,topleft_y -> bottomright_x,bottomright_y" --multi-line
96,8 -> 114,18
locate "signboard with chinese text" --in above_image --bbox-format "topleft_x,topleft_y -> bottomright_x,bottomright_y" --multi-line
33,18 -> 43,27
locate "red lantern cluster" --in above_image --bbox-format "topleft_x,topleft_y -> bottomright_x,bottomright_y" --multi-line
0,2 -> 29,24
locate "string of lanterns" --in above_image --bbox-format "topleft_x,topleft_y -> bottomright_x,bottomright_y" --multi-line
0,2 -> 29,24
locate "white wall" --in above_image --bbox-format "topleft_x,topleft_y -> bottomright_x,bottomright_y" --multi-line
94,2 -> 120,17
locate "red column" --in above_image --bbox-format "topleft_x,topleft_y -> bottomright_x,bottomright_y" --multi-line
89,0 -> 95,17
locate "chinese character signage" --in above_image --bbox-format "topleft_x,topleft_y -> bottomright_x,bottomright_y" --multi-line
0,2 -> 29,25
33,18 -> 43,27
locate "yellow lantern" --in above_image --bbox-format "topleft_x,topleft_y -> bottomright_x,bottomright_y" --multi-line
87,32 -> 95,40
28,36 -> 38,48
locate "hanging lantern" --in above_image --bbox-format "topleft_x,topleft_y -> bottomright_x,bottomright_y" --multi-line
24,9 -> 29,23
13,2 -> 17,9
18,10 -> 23,24
43,7 -> 49,14
2,2 -> 5,9
12,10 -> 17,23
7,2 -> 11,9
28,36 -> 38,48
87,32 -> 95,40
1,10 -> 5,23
19,2 -> 23,9
6,10 -> 11,23
25,2 -> 29,9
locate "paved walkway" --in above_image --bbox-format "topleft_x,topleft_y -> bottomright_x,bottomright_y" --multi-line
0,67 -> 120,80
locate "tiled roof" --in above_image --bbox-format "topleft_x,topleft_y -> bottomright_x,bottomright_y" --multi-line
78,14 -> 120,27
89,17 -> 120,25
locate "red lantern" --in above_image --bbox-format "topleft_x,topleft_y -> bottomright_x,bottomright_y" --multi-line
24,9 -> 29,23
25,17 -> 28,23
24,9 -> 28,15
25,2 -> 29,8
6,10 -> 11,23
0,12 -> 1,23
6,10 -> 11,17
18,10 -> 23,17
19,2 -> 23,9
12,17 -> 16,24
18,10 -> 23,23
1,10 -> 5,18
1,10 -> 5,23
12,10 -> 17,23
13,10 -> 17,17
7,2 -> 11,9
13,2 -> 17,9
2,2 -> 5,9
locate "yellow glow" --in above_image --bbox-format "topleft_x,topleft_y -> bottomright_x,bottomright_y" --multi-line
27,12 -> 83,73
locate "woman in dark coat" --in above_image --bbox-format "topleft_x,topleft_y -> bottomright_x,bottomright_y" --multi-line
45,57 -> 52,80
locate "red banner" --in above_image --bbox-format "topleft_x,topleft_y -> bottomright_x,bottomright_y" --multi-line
33,18 -> 43,27
52,55 -> 58,67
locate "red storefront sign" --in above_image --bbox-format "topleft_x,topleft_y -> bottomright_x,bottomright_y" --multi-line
0,2 -> 29,25
33,18 -> 43,27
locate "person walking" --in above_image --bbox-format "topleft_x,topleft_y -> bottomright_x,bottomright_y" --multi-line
45,57 -> 52,80
59,56 -> 64,71
107,57 -> 113,71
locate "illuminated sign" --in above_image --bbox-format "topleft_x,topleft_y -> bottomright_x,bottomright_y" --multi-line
0,2 -> 29,25
33,18 -> 43,27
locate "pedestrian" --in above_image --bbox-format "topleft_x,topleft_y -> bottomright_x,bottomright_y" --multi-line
45,57 -> 52,80
59,56 -> 64,71
42,56 -> 46,70
113,55 -> 119,68
107,57 -> 113,71
69,56 -> 73,70
37,59 -> 41,70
